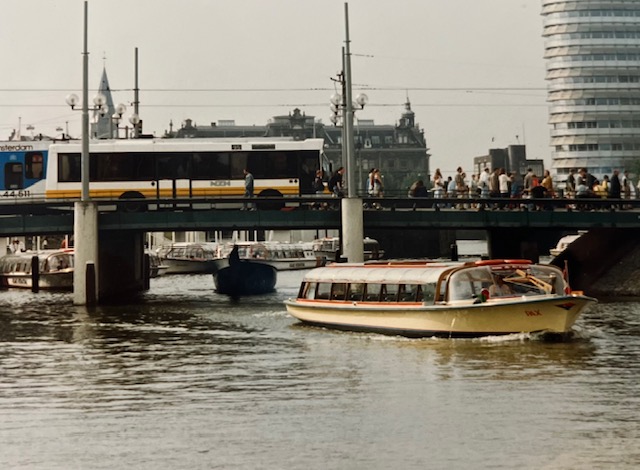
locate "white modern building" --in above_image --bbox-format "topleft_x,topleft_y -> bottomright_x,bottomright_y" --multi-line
542,0 -> 640,180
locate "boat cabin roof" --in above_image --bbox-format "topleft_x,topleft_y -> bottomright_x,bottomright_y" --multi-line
302,261 -> 463,284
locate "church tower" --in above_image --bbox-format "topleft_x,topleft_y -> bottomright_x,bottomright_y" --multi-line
91,67 -> 116,139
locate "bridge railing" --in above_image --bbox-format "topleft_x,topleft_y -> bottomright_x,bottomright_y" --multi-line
2,194 -> 640,215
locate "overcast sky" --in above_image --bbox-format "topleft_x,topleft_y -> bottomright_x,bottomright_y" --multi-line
1,0 -> 548,174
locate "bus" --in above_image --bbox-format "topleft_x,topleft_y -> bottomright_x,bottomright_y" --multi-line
0,141 -> 49,201
45,137 -> 330,204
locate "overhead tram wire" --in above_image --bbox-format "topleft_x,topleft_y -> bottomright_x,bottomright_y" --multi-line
0,86 -> 547,92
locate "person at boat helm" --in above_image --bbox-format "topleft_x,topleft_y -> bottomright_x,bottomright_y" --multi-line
489,274 -> 512,297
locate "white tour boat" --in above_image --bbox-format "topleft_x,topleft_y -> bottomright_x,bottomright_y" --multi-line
156,242 -> 221,274
213,241 -> 319,272
312,237 -> 384,264
0,249 -> 74,290
549,231 -> 585,257
284,259 -> 596,338
147,250 -> 169,278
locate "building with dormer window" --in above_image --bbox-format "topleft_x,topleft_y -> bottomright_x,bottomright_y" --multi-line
166,102 -> 429,196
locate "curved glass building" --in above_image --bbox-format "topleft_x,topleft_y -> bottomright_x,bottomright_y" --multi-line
542,0 -> 640,179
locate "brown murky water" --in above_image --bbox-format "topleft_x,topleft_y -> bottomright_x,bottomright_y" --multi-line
1,271 -> 639,469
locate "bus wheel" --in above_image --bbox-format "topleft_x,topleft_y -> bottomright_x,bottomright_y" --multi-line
118,192 -> 148,212
257,189 -> 284,210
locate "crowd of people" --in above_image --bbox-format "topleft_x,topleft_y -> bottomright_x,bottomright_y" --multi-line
309,164 -> 640,211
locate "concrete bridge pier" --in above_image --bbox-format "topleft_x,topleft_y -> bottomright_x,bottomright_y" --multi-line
73,202 -> 147,304
341,198 -> 364,262
73,202 -> 99,305
98,230 -> 147,302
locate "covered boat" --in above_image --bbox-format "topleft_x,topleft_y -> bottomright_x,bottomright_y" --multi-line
156,242 -> 220,274
213,245 -> 277,296
213,241 -> 319,271
312,237 -> 384,264
0,249 -> 74,290
284,259 -> 596,338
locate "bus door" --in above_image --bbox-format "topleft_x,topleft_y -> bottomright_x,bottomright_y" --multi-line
4,162 -> 24,190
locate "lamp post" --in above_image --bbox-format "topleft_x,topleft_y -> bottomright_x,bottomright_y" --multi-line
328,2 -> 367,262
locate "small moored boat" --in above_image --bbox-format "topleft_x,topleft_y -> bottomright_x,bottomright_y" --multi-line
312,237 -> 384,264
284,259 -> 596,338
214,241 -> 319,272
214,245 -> 277,296
0,249 -> 74,290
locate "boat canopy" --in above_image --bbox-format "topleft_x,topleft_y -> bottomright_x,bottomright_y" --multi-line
301,262 -> 461,285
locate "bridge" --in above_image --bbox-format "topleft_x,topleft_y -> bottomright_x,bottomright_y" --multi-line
3,196 -> 640,235
2,195 -> 639,301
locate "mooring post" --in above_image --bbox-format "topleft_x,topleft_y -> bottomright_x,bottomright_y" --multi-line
85,262 -> 96,306
31,255 -> 40,293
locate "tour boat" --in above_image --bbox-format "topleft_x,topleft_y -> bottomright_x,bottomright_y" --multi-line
213,241 -> 319,272
549,231 -> 585,257
147,250 -> 169,278
312,237 -> 384,264
156,242 -> 221,274
0,249 -> 74,290
284,259 -> 596,338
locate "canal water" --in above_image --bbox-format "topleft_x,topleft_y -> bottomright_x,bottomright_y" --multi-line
1,271 -> 639,469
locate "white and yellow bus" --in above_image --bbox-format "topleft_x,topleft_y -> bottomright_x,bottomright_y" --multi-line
45,137 -> 329,202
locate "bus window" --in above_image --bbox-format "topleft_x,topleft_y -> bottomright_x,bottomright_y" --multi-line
230,153 -> 248,179
59,153 -> 81,182
25,152 -> 44,180
157,154 -> 190,179
192,152 -> 231,180
4,162 -> 23,189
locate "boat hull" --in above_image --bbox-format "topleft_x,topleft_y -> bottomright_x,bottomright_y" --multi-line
214,261 -> 277,296
284,295 -> 595,338
162,259 -> 218,274
1,271 -> 73,291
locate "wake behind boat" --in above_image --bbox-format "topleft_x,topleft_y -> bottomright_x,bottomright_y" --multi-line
284,259 -> 596,338
0,249 -> 74,290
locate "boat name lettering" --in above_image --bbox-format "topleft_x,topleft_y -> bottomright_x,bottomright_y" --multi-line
1,190 -> 30,198
209,180 -> 231,187
12,278 -> 28,285
525,309 -> 542,317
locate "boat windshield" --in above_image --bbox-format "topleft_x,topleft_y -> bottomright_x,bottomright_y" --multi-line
447,265 -> 565,301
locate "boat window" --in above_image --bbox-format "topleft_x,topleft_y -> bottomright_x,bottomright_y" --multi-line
421,284 -> 434,302
448,268 -> 494,301
500,266 -> 564,295
382,284 -> 399,302
330,283 -> 347,301
364,283 -> 382,302
316,282 -> 331,300
347,283 -> 364,301
301,282 -> 317,299
399,284 -> 418,302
